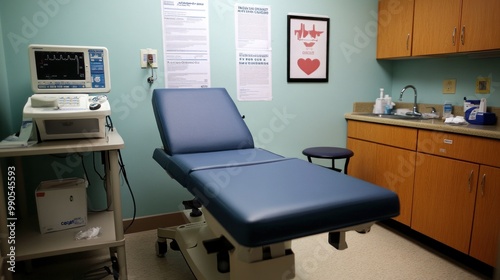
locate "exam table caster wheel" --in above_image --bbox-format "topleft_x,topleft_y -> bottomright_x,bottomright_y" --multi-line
356,228 -> 371,234
156,240 -> 168,257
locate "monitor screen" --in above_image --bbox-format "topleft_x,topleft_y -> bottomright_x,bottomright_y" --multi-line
34,51 -> 86,80
29,44 -> 111,94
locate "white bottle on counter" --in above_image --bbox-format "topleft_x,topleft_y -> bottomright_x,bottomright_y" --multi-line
384,94 -> 392,114
373,88 -> 385,114
479,98 -> 487,112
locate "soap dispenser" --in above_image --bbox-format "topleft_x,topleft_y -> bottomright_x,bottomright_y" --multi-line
373,88 -> 385,114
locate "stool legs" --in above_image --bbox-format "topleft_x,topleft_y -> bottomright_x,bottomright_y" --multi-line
308,157 -> 347,174
331,159 -> 350,174
331,160 -> 342,173
343,158 -> 350,175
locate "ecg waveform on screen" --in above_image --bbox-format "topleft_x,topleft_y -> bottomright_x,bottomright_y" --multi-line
43,54 -> 81,73
35,51 -> 86,80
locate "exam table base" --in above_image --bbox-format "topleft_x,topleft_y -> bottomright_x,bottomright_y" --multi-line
156,210 -> 373,280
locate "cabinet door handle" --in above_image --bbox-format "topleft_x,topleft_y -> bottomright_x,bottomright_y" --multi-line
468,170 -> 473,193
452,27 -> 456,46
461,26 -> 465,45
480,174 -> 486,196
406,33 -> 410,50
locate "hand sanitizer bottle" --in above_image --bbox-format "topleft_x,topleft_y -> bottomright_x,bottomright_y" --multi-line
384,94 -> 392,114
443,101 -> 453,118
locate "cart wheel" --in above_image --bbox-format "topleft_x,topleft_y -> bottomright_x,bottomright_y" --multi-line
356,228 -> 371,234
156,241 -> 168,257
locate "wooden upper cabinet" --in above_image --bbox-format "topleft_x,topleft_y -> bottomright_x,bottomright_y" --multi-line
459,0 -> 500,52
376,0 -> 415,59
412,0 -> 500,56
412,0 -> 462,56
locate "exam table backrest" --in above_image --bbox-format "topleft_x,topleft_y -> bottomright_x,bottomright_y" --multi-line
152,88 -> 255,155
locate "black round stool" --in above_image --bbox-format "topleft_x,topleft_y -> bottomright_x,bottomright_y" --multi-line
302,147 -> 354,174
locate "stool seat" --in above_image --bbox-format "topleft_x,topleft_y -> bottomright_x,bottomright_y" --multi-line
302,146 -> 354,174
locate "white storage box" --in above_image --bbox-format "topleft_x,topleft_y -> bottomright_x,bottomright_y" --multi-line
35,178 -> 88,234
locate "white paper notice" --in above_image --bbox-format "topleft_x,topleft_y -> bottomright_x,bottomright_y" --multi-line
237,51 -> 272,101
235,4 -> 272,50
161,0 -> 210,88
235,4 -> 272,101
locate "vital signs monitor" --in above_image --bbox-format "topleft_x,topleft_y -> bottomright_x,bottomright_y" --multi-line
28,44 -> 111,94
23,44 -> 112,141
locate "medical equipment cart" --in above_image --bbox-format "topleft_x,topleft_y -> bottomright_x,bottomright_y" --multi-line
0,129 -> 127,279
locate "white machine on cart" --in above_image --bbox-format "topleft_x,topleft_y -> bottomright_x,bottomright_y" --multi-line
23,44 -> 112,141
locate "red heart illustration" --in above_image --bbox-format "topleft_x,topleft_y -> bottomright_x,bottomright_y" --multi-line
297,58 -> 320,75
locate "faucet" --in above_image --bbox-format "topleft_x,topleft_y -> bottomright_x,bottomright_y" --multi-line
399,85 -> 422,116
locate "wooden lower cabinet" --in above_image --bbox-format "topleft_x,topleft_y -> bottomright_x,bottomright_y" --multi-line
375,144 -> 415,226
469,165 -> 500,267
346,138 -> 377,183
347,138 -> 415,226
347,120 -> 500,266
412,153 -> 479,254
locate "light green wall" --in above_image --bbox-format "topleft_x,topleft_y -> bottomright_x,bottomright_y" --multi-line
391,56 -> 500,109
0,14 -> 12,138
1,0 -> 497,219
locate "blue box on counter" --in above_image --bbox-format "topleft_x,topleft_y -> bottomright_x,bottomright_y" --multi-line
465,108 -> 497,125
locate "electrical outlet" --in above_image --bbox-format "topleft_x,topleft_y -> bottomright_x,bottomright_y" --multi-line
443,79 -> 456,94
140,49 -> 158,68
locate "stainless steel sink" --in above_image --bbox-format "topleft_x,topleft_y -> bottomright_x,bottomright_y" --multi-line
353,113 -> 425,120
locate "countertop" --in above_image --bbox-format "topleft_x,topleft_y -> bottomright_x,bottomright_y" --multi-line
345,112 -> 500,140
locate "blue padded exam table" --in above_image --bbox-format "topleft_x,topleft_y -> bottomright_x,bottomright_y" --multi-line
152,88 -> 399,280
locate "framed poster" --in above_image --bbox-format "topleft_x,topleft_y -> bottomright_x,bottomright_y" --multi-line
287,15 -> 330,83
475,77 -> 491,94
